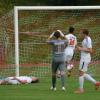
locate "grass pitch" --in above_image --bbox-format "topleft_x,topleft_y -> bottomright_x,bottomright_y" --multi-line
0,77 -> 100,100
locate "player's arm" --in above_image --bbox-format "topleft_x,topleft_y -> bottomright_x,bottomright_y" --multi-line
77,38 -> 92,53
77,46 -> 92,53
13,77 -> 27,84
47,32 -> 55,42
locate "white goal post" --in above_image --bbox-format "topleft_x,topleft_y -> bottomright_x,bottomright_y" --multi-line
14,6 -> 100,77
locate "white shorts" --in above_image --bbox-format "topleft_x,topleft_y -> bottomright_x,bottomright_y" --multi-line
5,77 -> 20,85
64,48 -> 74,63
79,58 -> 91,72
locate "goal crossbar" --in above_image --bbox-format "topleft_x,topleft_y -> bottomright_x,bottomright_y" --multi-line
15,6 -> 100,10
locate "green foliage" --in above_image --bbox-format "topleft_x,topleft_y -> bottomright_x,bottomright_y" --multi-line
0,0 -> 13,16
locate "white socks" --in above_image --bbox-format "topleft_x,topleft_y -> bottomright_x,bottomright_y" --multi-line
79,76 -> 84,90
79,73 -> 96,90
84,73 -> 96,84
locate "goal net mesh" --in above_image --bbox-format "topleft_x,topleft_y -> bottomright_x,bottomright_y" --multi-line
0,9 -> 100,78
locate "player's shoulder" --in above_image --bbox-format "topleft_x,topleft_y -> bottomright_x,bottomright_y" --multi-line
65,33 -> 76,38
57,40 -> 67,44
48,40 -> 56,44
86,36 -> 92,42
84,36 -> 92,45
61,40 -> 68,43
71,34 -> 76,38
65,33 -> 71,36
88,36 -> 92,40
65,34 -> 70,38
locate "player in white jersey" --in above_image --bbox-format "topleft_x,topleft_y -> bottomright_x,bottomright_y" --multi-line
0,76 -> 39,85
64,27 -> 77,76
75,29 -> 100,93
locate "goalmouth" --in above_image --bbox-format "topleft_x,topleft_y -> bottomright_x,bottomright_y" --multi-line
14,6 -> 100,77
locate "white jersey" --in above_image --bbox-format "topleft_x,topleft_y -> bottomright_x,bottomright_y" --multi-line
64,34 -> 77,62
65,34 -> 77,50
6,76 -> 32,84
16,76 -> 32,83
81,36 -> 92,61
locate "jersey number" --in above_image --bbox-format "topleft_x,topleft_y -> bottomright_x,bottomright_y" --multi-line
69,39 -> 75,45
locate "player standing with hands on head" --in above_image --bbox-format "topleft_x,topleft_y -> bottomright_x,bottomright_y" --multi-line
64,27 -> 77,77
47,30 -> 67,91
75,29 -> 100,93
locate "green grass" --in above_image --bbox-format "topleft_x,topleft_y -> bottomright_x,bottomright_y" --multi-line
0,77 -> 100,100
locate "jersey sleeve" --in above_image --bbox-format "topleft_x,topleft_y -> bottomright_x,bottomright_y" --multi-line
47,40 -> 54,45
87,38 -> 92,48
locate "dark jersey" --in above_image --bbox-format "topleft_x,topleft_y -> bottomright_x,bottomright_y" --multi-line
48,40 -> 67,62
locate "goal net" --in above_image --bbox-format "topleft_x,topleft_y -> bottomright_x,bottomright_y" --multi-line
0,6 -> 100,78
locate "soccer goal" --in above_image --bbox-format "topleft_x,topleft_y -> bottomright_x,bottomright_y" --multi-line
0,6 -> 100,78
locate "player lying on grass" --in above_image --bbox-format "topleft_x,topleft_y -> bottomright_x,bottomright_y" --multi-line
64,26 -> 77,77
0,76 -> 39,85
75,29 -> 100,93
47,30 -> 67,91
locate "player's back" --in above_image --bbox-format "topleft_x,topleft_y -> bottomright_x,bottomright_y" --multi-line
65,34 -> 77,50
48,40 -> 67,62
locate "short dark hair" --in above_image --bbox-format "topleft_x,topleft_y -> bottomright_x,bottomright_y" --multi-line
54,31 -> 61,38
69,26 -> 75,33
31,79 -> 39,83
82,29 -> 89,35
